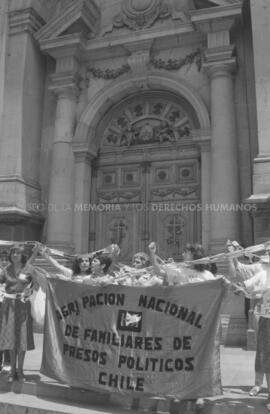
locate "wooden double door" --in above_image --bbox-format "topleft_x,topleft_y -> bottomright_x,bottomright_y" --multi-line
89,156 -> 201,263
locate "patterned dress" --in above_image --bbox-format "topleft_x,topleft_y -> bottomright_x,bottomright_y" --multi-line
0,264 -> 35,351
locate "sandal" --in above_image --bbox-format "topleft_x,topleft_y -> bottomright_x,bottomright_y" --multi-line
249,385 -> 262,396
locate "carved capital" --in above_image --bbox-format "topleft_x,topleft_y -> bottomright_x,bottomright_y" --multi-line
49,72 -> 81,97
203,58 -> 237,79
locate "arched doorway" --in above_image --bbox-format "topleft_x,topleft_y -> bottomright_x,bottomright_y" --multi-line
89,90 -> 202,262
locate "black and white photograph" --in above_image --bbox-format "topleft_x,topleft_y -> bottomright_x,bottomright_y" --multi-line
0,0 -> 269,413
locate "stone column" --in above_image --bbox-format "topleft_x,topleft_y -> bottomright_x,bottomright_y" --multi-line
72,146 -> 96,253
205,59 -> 240,253
46,81 -> 79,252
191,5 -> 242,253
193,133 -> 211,251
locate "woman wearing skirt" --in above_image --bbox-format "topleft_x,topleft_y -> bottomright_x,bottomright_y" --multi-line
0,244 -> 37,382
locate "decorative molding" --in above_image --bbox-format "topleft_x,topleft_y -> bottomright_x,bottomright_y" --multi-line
72,142 -> 98,161
49,72 -> 81,95
102,96 -> 193,148
9,8 -> 45,36
97,190 -> 141,202
35,0 -> 100,42
191,3 -> 242,24
88,64 -> 130,80
194,0 -> 243,9
204,58 -> 236,79
112,0 -> 171,32
75,72 -> 211,148
0,207 -> 44,223
73,151 -> 94,165
0,175 -> 41,191
151,187 -> 197,198
150,48 -> 203,71
88,48 -> 203,80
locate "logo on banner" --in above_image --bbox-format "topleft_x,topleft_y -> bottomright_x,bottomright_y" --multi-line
117,310 -> 142,332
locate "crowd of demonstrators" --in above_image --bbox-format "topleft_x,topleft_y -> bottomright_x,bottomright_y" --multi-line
226,240 -> 270,410
2,235 -> 270,411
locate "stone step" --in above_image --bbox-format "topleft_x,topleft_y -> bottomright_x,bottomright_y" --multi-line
0,391 -> 268,414
0,392 -> 131,414
0,334 -> 269,414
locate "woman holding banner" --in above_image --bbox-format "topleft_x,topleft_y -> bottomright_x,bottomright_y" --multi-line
0,243 -> 39,382
148,242 -> 215,285
40,247 -> 92,281
114,250 -> 166,286
40,247 -> 116,285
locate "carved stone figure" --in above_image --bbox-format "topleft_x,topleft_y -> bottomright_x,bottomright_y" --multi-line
139,122 -> 154,142
120,124 -> 135,146
156,120 -> 176,143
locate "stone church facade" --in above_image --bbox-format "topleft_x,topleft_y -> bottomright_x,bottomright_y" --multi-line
0,0 -> 269,344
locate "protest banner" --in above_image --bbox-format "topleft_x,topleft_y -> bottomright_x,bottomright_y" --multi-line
41,278 -> 226,399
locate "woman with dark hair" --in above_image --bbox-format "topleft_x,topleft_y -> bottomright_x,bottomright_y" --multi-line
182,243 -> 215,282
149,242 -> 215,285
0,243 -> 38,381
86,253 -> 116,286
40,248 -> 116,286
40,248 -> 92,282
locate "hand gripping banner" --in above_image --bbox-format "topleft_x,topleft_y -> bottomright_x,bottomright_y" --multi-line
41,277 -> 227,399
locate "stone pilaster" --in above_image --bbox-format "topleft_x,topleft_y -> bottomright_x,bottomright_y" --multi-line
192,132 -> 211,251
34,1 -> 100,252
205,58 -> 240,253
46,76 -> 79,252
72,145 -> 97,254
0,5 -> 45,241
191,2 -> 242,254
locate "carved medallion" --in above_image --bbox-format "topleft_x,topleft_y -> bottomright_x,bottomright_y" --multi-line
113,0 -> 171,31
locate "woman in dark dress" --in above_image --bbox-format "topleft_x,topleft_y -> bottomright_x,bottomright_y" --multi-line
0,244 -> 37,381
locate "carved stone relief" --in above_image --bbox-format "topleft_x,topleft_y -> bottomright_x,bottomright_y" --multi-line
112,0 -> 171,31
103,98 -> 193,147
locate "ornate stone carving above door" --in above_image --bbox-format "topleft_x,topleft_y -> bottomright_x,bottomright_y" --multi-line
102,95 -> 195,147
113,0 -> 171,31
